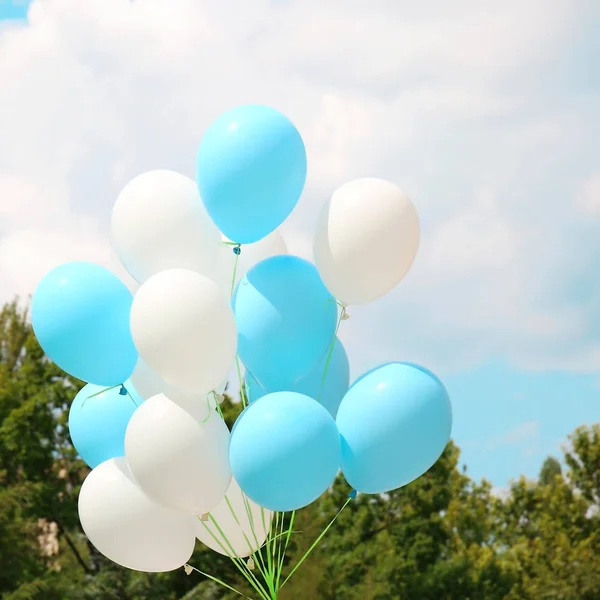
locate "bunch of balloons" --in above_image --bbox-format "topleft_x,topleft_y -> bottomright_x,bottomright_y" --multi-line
31,104 -> 452,593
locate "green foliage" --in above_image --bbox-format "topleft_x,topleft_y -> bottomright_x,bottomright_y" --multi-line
0,298 -> 600,599
539,456 -> 562,487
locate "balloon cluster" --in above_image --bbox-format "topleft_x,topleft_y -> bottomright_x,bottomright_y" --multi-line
31,105 -> 452,584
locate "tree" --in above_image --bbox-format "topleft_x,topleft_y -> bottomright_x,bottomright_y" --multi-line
0,300 -> 84,598
539,456 -> 562,486
497,428 -> 600,600
564,424 -> 600,507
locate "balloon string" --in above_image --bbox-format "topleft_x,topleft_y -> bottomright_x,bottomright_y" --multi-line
317,303 -> 347,403
85,384 -> 120,400
202,394 -> 215,424
275,510 -> 296,590
83,383 -> 138,408
198,516 -> 272,600
231,244 -> 241,297
183,563 -> 253,599
279,494 -> 353,590
236,356 -> 248,409
118,384 -> 140,407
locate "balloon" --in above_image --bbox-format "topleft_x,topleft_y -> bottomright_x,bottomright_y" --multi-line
313,178 -> 420,305
130,357 -> 225,422
125,393 -> 231,514
68,381 -> 142,469
196,105 -> 307,244
232,255 -> 337,390
31,261 -> 138,385
195,477 -> 273,558
78,457 -> 196,572
247,338 -> 349,419
130,269 -> 237,393
336,362 -> 452,494
211,230 -> 288,296
111,170 -> 220,283
229,392 -> 341,511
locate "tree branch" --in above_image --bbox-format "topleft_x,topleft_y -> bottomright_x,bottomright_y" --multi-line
55,520 -> 94,575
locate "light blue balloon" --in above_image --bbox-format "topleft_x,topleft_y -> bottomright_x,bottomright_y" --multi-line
31,262 -> 138,386
229,392 -> 341,511
196,105 -> 307,244
246,338 -> 350,419
336,362 -> 452,494
68,381 -> 142,468
232,255 -> 338,390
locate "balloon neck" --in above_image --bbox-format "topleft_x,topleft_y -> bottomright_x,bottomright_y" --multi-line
119,384 -> 127,396
349,489 -> 357,500
233,244 -> 241,256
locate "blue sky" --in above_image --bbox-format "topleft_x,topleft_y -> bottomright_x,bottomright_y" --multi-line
446,362 -> 600,488
0,0 -> 599,491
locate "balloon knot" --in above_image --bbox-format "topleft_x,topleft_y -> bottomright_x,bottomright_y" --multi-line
184,564 -> 193,576
247,557 -> 255,571
341,308 -> 350,321
119,385 -> 127,396
233,245 -> 241,255
215,392 -> 225,405
349,489 -> 357,500
200,513 -> 210,522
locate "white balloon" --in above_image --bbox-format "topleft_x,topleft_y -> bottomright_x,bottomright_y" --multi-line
111,170 -> 220,283
130,269 -> 237,393
125,393 -> 231,515
78,457 -> 196,573
195,478 -> 273,558
313,178 -> 420,305
211,230 -> 288,295
130,358 -> 227,422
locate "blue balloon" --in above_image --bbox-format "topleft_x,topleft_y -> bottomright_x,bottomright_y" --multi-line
196,105 -> 307,244
68,381 -> 142,468
31,262 -> 138,386
247,338 -> 349,419
232,255 -> 338,390
336,362 -> 452,494
229,392 -> 341,511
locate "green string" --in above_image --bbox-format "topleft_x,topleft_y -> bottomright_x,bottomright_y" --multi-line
230,244 -> 241,297
85,384 -> 120,399
199,516 -> 271,600
275,510 -> 296,590
83,384 -> 138,408
317,303 -> 347,403
238,495 -> 270,579
201,392 -> 216,424
236,356 -> 248,409
190,492 -> 348,598
280,497 -> 352,589
208,514 -> 270,600
184,564 -> 252,599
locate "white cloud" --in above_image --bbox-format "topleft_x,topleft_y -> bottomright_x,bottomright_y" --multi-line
488,421 -> 540,450
0,0 -> 598,378
575,174 -> 600,216
491,486 -> 510,501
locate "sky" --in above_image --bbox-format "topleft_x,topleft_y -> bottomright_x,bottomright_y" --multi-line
0,0 -> 599,490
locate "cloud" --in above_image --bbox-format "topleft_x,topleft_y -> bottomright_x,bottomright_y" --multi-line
0,0 -> 599,378
490,486 -> 511,501
574,174 -> 600,216
487,421 -> 540,451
